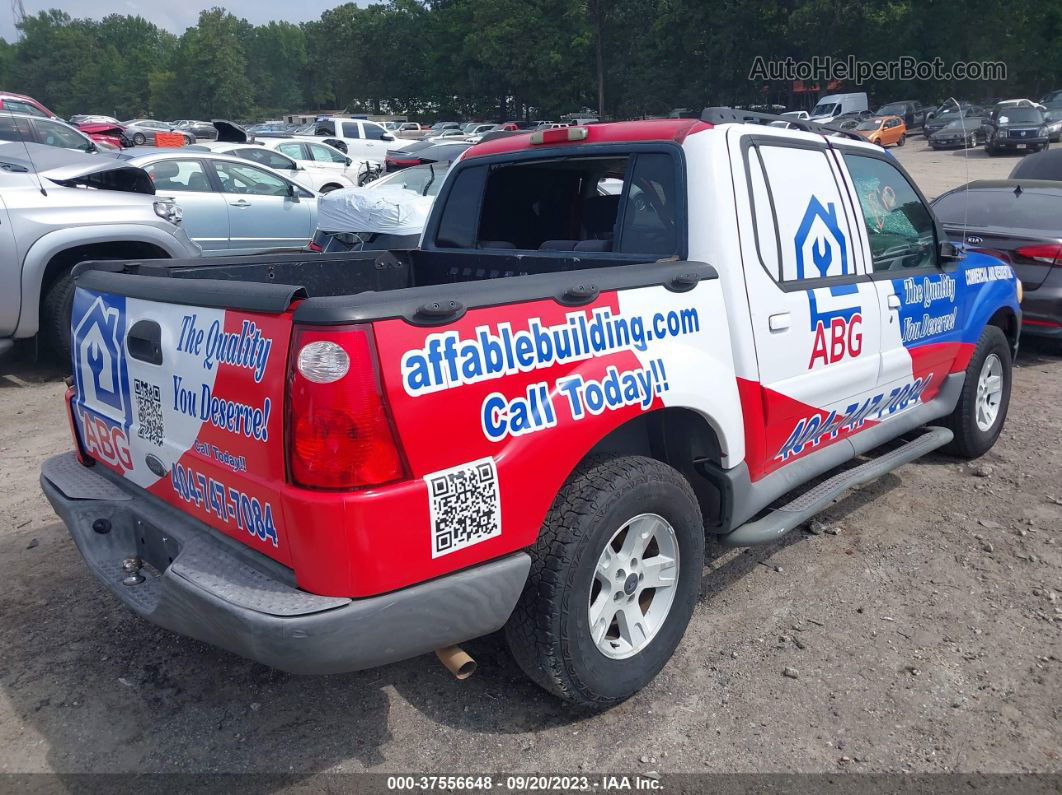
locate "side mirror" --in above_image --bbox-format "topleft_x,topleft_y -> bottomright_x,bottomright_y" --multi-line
939,239 -> 962,264
286,183 -> 298,201
382,133 -> 395,142
344,157 -> 352,166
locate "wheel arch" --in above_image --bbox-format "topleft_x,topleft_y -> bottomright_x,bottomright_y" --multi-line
16,227 -> 183,338
581,407 -> 729,530
986,305 -> 1019,356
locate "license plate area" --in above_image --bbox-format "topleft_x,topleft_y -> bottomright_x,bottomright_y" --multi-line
134,517 -> 181,573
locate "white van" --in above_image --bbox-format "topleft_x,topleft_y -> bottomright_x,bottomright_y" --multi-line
809,92 -> 868,123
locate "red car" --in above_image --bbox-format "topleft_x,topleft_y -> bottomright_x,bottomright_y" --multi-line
0,91 -> 58,119
76,122 -> 129,149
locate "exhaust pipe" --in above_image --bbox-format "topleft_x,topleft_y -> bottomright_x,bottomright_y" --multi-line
434,645 -> 476,679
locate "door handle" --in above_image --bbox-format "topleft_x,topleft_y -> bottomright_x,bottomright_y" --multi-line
127,319 -> 163,365
768,312 -> 791,331
229,199 -> 251,208
887,294 -> 901,309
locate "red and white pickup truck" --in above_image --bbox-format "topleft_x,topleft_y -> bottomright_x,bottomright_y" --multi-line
42,111 -> 1021,707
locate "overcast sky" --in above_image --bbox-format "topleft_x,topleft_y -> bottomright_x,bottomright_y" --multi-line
0,0 -> 352,42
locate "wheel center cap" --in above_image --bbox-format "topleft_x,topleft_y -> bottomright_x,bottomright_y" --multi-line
623,573 -> 639,595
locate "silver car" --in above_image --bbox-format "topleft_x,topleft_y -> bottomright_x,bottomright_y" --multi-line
0,142 -> 199,358
117,149 -> 319,254
120,119 -> 195,146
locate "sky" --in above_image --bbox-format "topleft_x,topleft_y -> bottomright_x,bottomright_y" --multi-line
0,0 -> 351,42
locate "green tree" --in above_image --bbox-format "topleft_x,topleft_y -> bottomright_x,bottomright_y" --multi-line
171,9 -> 255,119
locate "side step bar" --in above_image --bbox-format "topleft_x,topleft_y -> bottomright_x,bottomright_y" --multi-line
719,426 -> 953,547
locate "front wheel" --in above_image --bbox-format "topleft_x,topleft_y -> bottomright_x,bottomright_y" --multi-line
132,132 -> 146,145
505,455 -> 704,708
940,325 -> 1012,459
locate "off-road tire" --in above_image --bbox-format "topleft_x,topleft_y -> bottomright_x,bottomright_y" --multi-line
504,455 -> 704,709
940,325 -> 1012,459
41,270 -> 76,363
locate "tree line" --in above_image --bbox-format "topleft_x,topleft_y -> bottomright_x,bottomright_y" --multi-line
0,0 -> 1059,123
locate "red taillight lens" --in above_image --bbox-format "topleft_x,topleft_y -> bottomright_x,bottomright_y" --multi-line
287,325 -> 407,490
307,240 -> 323,252
1015,244 -> 1062,265
529,126 -> 589,145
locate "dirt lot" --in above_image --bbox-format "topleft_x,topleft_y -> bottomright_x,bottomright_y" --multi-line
0,137 -> 1059,778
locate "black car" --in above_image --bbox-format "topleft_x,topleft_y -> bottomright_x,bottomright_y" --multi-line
928,116 -> 989,149
174,120 -> 218,140
923,107 -> 984,137
985,107 -> 1049,155
932,180 -> 1062,341
385,141 -> 471,172
875,100 -> 926,129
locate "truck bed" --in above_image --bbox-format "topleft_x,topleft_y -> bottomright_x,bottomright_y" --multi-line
72,248 -> 705,327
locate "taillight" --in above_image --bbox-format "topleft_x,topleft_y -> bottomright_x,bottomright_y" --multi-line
307,240 -> 323,252
1015,244 -> 1062,265
287,325 -> 407,490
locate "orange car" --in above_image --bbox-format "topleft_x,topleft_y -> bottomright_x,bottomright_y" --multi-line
854,115 -> 907,147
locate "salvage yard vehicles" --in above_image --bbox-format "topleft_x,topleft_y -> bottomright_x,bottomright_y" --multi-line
0,142 -> 199,359
0,112 -> 109,153
929,117 -> 990,149
874,100 -> 926,130
117,149 -> 318,253
43,111 -> 1020,708
121,119 -> 195,146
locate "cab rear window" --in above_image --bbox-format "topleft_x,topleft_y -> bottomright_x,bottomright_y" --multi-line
434,152 -> 681,257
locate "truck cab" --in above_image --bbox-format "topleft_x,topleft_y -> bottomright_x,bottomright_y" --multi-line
42,111 -> 1020,707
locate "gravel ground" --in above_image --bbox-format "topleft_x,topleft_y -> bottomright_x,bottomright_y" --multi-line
0,136 -> 1058,777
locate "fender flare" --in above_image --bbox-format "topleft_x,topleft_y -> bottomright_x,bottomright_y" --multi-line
15,225 -> 191,339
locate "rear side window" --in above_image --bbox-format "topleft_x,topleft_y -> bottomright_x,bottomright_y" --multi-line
436,151 -> 681,256
932,188 -> 1062,232
844,153 -> 936,272
145,159 -> 212,192
341,122 -> 361,138
746,142 -> 860,283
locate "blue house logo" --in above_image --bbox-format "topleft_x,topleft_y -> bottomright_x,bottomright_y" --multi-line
794,196 -> 849,280
72,293 -> 128,426
794,196 -> 859,329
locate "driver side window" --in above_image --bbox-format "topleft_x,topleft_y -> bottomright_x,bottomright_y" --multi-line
843,153 -> 936,272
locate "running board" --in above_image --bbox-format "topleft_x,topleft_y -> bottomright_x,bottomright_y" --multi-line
718,426 -> 953,548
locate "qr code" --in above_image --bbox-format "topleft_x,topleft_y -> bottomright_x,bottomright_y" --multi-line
134,378 -> 164,447
425,457 -> 501,557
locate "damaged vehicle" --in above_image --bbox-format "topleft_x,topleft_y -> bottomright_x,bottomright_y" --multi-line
0,142 -> 198,359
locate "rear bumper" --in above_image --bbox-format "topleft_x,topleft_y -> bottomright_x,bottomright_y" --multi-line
41,453 -> 530,675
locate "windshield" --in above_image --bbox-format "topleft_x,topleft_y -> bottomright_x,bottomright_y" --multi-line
943,120 -> 974,129
856,120 -> 882,130
812,102 -> 840,117
877,103 -> 906,115
998,109 -> 1044,124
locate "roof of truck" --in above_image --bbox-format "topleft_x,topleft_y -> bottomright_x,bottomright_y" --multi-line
462,118 -> 713,159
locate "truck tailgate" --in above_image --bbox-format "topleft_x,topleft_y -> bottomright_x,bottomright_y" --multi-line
68,276 -> 296,565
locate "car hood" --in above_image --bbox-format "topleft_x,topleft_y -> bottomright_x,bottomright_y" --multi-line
212,119 -> 251,143
0,142 -> 154,193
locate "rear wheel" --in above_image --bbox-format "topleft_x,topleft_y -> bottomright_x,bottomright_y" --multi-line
897,134 -> 906,147
132,132 -> 146,145
940,325 -> 1012,459
505,455 -> 704,708
40,271 -> 76,363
